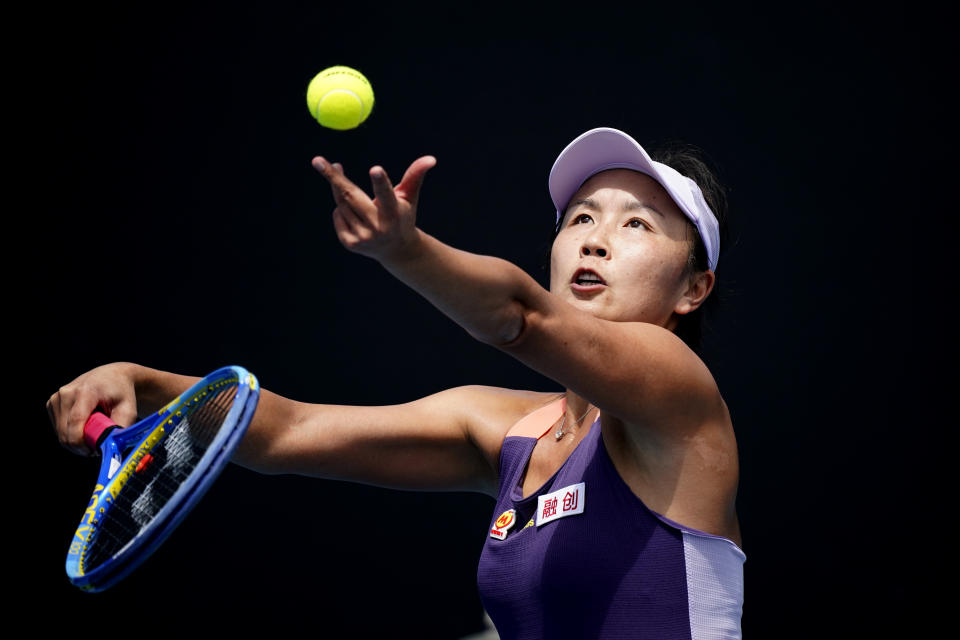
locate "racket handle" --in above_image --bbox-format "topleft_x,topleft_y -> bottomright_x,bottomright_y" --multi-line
84,411 -> 118,451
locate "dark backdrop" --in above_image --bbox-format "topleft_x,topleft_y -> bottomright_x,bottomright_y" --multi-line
27,2 -> 943,637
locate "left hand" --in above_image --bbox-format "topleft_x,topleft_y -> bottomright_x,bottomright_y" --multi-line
312,155 -> 437,262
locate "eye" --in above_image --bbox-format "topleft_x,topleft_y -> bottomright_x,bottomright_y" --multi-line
571,213 -> 593,225
626,218 -> 650,230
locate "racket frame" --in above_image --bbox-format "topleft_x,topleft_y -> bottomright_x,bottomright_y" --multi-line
65,365 -> 259,592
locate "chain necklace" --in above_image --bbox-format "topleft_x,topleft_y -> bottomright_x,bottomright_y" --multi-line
554,399 -> 595,441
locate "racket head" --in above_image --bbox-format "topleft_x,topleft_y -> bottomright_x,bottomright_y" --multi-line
65,365 -> 259,592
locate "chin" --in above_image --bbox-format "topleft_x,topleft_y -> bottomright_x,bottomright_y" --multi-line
571,299 -> 618,321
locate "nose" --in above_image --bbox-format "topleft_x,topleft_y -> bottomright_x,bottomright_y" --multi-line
580,232 -> 609,258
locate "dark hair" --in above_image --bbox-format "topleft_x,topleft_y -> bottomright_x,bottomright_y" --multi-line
651,141 -> 729,353
543,140 -> 729,353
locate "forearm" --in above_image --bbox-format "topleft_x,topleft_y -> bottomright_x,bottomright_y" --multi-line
229,387 -> 501,495
124,362 -> 305,473
379,229 -> 542,345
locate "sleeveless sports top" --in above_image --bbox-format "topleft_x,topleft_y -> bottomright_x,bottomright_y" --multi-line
476,397 -> 745,639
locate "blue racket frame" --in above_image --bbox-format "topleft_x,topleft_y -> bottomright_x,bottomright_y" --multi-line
66,365 -> 259,592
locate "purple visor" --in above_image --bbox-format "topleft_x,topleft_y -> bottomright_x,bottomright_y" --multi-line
548,127 -> 720,271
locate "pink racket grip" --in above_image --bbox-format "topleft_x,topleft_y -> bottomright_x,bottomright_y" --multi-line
83,412 -> 118,451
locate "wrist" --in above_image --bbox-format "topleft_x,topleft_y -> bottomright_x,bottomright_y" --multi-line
377,227 -> 430,268
126,364 -> 196,417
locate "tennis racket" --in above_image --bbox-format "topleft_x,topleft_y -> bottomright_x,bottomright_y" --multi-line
65,365 -> 259,592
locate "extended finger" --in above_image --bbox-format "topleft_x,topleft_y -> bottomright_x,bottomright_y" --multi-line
395,156 -> 437,208
330,166 -> 373,233
335,202 -> 364,235
332,208 -> 361,247
328,163 -> 347,206
369,166 -> 399,220
313,156 -> 375,218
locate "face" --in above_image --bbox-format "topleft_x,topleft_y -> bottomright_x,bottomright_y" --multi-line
549,169 -> 710,329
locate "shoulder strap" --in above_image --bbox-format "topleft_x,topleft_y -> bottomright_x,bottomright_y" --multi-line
505,395 -> 566,439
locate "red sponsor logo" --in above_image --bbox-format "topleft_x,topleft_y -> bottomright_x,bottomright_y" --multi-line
490,509 -> 517,540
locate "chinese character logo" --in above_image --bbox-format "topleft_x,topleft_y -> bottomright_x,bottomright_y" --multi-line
535,482 -> 585,527
542,497 -> 558,519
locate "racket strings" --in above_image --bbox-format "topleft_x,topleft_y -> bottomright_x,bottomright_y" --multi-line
82,384 -> 238,573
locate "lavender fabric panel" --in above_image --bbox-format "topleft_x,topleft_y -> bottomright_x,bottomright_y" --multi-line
684,533 -> 745,640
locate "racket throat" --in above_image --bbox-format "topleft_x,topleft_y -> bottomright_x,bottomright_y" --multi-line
106,440 -> 124,480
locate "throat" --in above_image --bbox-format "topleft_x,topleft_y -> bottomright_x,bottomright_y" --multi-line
520,421 -> 594,499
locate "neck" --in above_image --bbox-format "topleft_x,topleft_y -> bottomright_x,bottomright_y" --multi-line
565,390 -> 595,422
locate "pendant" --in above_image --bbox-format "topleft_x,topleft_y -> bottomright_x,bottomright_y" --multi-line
554,416 -> 567,440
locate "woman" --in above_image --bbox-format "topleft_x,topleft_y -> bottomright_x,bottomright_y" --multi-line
48,128 -> 744,639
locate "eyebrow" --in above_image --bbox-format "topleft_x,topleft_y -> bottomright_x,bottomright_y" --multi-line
566,198 -> 665,218
565,198 -> 597,214
626,200 -> 665,218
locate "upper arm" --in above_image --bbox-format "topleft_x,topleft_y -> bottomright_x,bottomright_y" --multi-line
498,289 -> 723,434
234,385 -> 533,496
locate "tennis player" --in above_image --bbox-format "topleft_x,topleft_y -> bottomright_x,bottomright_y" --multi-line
49,128 -> 744,639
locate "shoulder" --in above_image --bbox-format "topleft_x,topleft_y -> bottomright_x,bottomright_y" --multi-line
422,385 -> 557,415
432,384 -> 561,437
604,382 -> 740,541
613,322 -> 726,435
425,385 -> 560,475
612,330 -> 730,463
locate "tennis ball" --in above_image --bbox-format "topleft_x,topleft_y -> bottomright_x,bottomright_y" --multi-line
306,66 -> 375,130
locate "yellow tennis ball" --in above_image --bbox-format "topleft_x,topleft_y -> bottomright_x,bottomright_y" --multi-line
306,66 -> 375,130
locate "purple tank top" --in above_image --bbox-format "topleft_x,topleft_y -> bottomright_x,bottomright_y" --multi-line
476,399 -> 745,639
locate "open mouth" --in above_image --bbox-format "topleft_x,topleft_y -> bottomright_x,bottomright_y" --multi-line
572,269 -> 606,287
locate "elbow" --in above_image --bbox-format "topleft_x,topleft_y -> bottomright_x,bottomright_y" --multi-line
476,300 -> 527,347
473,266 -> 548,348
232,430 -> 286,475
487,301 -> 535,349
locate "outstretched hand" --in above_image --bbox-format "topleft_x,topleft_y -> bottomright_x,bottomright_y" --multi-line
312,155 -> 437,262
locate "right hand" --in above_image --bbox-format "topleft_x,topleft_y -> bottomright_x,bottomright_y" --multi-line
47,362 -> 139,456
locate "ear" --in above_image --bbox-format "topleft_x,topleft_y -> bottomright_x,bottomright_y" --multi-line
674,270 -> 715,315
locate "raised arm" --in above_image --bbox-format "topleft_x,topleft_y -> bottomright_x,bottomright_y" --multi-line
314,157 -> 722,434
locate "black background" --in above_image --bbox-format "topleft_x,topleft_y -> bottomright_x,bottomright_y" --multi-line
27,2 -> 945,637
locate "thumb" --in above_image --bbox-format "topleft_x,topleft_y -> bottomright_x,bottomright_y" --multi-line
109,396 -> 138,428
395,156 -> 437,208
